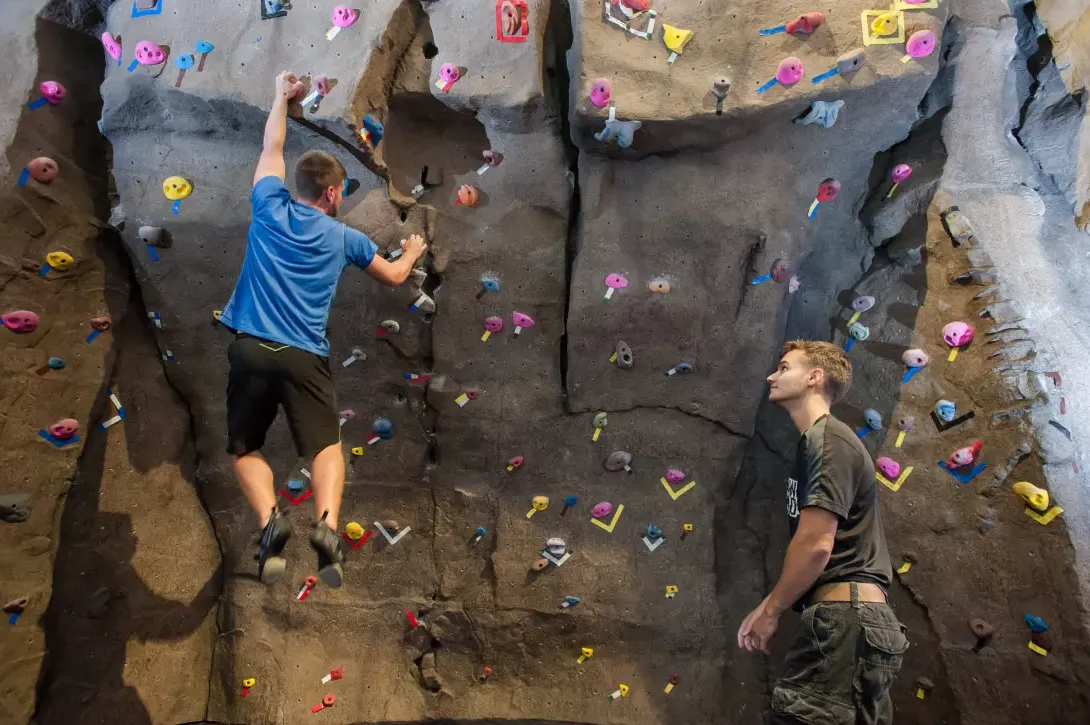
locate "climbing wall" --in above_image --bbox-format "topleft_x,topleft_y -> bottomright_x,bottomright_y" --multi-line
4,0 -> 1090,723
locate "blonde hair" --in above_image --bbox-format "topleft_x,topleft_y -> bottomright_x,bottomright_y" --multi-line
782,340 -> 852,403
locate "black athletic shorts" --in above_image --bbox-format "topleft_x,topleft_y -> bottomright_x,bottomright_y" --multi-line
226,334 -> 340,459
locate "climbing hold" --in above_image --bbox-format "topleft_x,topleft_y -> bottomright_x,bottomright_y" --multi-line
133,40 -> 166,67
648,277 -> 671,293
788,275 -> 801,293
605,450 -> 632,472
531,557 -> 549,572
139,226 -> 165,248
435,63 -> 460,93
561,495 -> 578,515
44,251 -> 74,273
666,361 -> 694,376
327,5 -> 359,39
49,418 -> 79,441
645,524 -> 663,540
526,495 -> 549,518
593,412 -> 608,429
808,178 -> 840,219
101,32 -> 122,65
380,319 -> 400,334
576,646 -> 593,663
915,676 -> 934,699
710,76 -> 731,114
665,469 -> 685,484
496,0 -> 529,42
947,440 -> 983,468
32,81 -> 66,109
942,321 -> 974,348
661,24 -> 693,63
481,315 -> 503,341
888,164 -> 913,201
934,400 -> 956,422
372,417 -> 393,439
902,349 -> 929,367
474,527 -> 486,543
898,416 -> 914,431
941,207 -> 976,246
852,295 -> 876,313
594,105 -> 642,147
322,693 -> 336,707
590,78 -> 612,107
242,677 -> 256,688
608,684 -> 630,700
511,311 -> 535,337
863,409 -> 883,430
876,457 -> 901,479
360,114 -> 384,149
506,455 -> 524,472
455,184 -> 479,207
870,12 -> 899,37
302,74 -> 330,110
194,40 -> 214,71
770,259 -> 790,283
545,537 -> 566,556
847,321 -> 869,341
903,29 -> 937,63
477,276 -> 500,299
47,357 -> 65,370
410,293 -> 435,314
477,150 -> 504,175
603,273 -> 628,301
2,310 -> 40,333
615,340 -> 633,369
163,176 -> 192,214
561,595 -> 581,608
756,57 -> 804,94
1024,614 -> 1048,633
590,502 -> 613,519
90,315 -> 111,332
345,522 -> 365,540
761,11 -> 824,35
1013,481 -> 1049,512
794,100 -> 845,129
812,48 -> 866,84
28,157 -> 58,184
174,54 -> 194,87
969,618 -> 995,641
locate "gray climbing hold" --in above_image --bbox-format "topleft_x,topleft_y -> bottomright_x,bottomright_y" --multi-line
545,537 -> 566,556
1035,421 -> 1075,463
595,115 -> 642,148
593,411 -> 608,429
795,100 -> 845,128
711,76 -> 731,99
847,322 -> 869,341
837,48 -> 866,74
941,207 -> 976,246
605,450 -> 632,472
851,295 -> 875,312
897,416 -> 914,431
0,493 -> 31,523
863,408 -> 882,430
138,225 -> 164,246
616,340 -> 633,369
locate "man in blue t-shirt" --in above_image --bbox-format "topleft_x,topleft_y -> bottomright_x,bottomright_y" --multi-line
219,71 -> 427,588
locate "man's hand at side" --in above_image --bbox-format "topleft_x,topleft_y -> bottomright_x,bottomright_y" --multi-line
365,234 -> 428,287
737,595 -> 781,654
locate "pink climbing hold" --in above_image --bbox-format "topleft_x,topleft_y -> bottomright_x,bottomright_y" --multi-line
776,57 -> 805,85
875,457 -> 900,479
28,157 -> 58,183
590,78 -> 612,108
891,164 -> 913,183
942,321 -> 974,348
134,41 -> 166,65
49,418 -> 79,441
2,310 -> 40,333
605,273 -> 628,289
484,316 -> 504,333
665,469 -> 686,484
331,5 -> 359,28
590,502 -> 613,518
905,29 -> 937,59
39,81 -> 66,105
101,32 -> 122,61
511,312 -> 535,336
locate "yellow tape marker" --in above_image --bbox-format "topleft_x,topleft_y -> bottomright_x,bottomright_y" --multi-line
900,54 -> 911,64
660,477 -> 696,500
897,561 -> 912,574
609,352 -> 617,363
887,182 -> 900,198
1028,641 -> 1048,656
947,347 -> 958,362
664,682 -> 675,695
1025,505 -> 1063,525
525,508 -> 537,519
877,466 -> 913,492
591,504 -> 624,533
895,430 -> 906,448
592,427 -> 602,441
848,311 -> 862,325
916,688 -> 925,700
454,393 -> 469,406
481,330 -> 491,342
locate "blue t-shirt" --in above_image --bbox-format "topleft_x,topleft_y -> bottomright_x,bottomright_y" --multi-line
219,176 -> 378,356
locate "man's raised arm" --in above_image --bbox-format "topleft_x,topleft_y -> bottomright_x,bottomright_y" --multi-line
253,71 -> 303,186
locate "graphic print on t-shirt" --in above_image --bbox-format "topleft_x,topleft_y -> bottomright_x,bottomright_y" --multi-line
786,477 -> 799,519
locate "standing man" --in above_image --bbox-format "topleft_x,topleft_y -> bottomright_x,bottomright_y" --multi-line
219,71 -> 427,588
738,341 -> 908,724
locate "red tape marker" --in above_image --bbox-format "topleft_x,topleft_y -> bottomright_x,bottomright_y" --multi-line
279,488 -> 313,506
406,611 -> 418,628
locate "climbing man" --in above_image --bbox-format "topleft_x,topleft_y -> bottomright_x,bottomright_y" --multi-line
219,71 -> 427,588
738,340 -> 907,724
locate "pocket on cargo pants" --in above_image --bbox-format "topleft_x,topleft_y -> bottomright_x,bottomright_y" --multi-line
853,606 -> 909,725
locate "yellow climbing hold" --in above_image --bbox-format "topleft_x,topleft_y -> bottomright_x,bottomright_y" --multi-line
662,24 -> 693,55
1013,481 -> 1049,512
870,12 -> 898,36
162,175 -> 193,200
242,678 -> 256,687
345,522 -> 365,540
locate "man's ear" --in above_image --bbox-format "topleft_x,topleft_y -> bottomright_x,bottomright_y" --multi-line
808,368 -> 825,390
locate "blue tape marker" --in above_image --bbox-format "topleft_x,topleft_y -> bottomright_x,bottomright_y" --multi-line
127,58 -> 140,72
938,461 -> 987,484
86,329 -> 101,343
172,199 -> 181,215
812,67 -> 839,84
17,168 -> 30,187
38,430 -> 81,448
342,178 -> 349,198
750,274 -> 772,285
8,612 -> 18,625
856,424 -> 872,438
39,263 -> 51,277
27,97 -> 47,110
844,337 -> 855,352
147,244 -> 159,261
807,201 -> 820,219
759,25 -> 787,35
902,366 -> 923,383
131,0 -> 164,18
755,78 -> 778,94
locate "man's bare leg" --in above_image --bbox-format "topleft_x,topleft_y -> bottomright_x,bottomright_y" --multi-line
234,450 -> 277,526
310,441 -> 344,531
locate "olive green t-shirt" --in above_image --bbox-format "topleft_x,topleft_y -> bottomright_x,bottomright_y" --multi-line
787,414 -> 893,608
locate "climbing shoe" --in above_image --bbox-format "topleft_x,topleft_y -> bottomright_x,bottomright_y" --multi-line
255,508 -> 292,584
310,512 -> 348,588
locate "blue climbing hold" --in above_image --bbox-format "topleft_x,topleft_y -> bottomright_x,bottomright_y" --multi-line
286,478 -> 305,493
1024,614 -> 1048,633
373,417 -> 394,439
476,527 -> 486,537
362,114 -> 384,148
646,524 -> 663,540
564,495 -> 578,508
47,357 -> 65,370
563,595 -> 581,608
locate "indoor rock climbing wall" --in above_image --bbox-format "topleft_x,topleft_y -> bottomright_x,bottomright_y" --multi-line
4,0 -> 1090,723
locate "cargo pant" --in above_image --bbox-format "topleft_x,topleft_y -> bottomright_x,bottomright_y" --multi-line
771,583 -> 909,725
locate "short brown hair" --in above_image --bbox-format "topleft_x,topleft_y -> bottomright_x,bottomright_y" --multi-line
295,151 -> 346,201
782,340 -> 853,403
